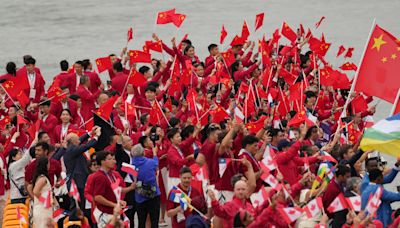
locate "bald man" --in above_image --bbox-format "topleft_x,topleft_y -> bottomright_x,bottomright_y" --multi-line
63,126 -> 101,210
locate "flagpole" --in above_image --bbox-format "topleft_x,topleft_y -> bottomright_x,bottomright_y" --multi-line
0,84 -> 20,110
340,18 -> 376,118
121,66 -> 135,96
155,100 -> 171,127
390,88 -> 400,116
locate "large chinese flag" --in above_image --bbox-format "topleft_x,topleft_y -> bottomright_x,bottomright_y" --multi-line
355,25 -> 400,103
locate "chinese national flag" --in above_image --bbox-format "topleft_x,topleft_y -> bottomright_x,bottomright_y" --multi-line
254,13 -> 264,31
351,95 -> 368,114
145,40 -> 162,53
210,105 -> 229,124
95,57 -> 113,73
344,47 -> 354,58
0,116 -> 11,130
354,24 -> 400,103
319,66 -> 336,87
309,37 -> 331,56
246,115 -> 268,134
95,95 -> 119,121
279,68 -> 297,85
16,90 -> 30,109
129,50 -> 152,63
339,62 -> 358,71
149,102 -> 164,126
220,25 -> 228,44
17,114 -> 29,126
332,70 -> 351,90
337,45 -> 346,57
281,22 -> 297,43
127,27 -> 133,43
128,70 -> 147,87
171,14 -> 186,28
156,9 -> 175,24
125,102 -> 136,118
288,109 -> 308,127
241,20 -> 250,41
221,49 -> 236,67
2,75 -> 30,97
260,38 -> 271,66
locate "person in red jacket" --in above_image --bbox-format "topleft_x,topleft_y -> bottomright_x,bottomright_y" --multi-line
111,62 -> 128,95
53,109 -> 78,144
50,86 -> 78,124
167,167 -> 202,228
53,60 -> 69,85
322,164 -> 351,217
26,100 -> 58,142
62,61 -> 86,94
208,166 -> 256,228
232,60 -> 261,82
0,62 -> 17,82
75,75 -> 103,121
83,59 -> 102,94
166,125 -> 200,192
18,56 -> 45,103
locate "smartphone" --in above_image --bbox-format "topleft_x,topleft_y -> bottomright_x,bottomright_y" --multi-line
397,186 -> 400,193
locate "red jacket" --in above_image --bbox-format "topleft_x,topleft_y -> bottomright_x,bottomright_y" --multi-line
85,71 -> 102,94
75,85 -> 101,121
167,136 -> 196,178
62,73 -> 81,94
233,63 -> 258,81
112,114 -> 134,132
275,141 -> 318,185
111,72 -> 128,95
53,71 -> 69,85
53,124 -> 78,144
50,99 -> 78,124
17,68 -> 45,103
322,178 -> 342,217
212,196 -> 255,228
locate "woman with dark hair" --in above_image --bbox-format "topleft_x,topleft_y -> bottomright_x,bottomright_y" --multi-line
32,156 -> 53,227
0,62 -> 17,81
231,60 -> 260,81
8,144 -> 31,203
53,109 -> 78,144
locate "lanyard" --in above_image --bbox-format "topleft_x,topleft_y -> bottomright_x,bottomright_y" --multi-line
102,170 -> 116,183
243,150 -> 260,169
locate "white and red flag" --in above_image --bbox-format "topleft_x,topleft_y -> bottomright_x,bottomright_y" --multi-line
327,193 -> 348,213
304,197 -> 323,218
278,207 -> 303,224
346,195 -> 362,212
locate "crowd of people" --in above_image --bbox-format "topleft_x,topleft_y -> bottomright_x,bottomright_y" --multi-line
1,19 -> 400,228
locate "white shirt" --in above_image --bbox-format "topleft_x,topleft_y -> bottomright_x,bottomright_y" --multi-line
124,149 -> 133,183
28,72 -> 36,88
61,123 -> 69,140
126,94 -> 134,104
61,101 -> 69,110
76,74 -> 81,90
119,115 -> 129,128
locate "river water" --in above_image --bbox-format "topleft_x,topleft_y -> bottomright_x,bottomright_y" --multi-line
1,0 -> 400,198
